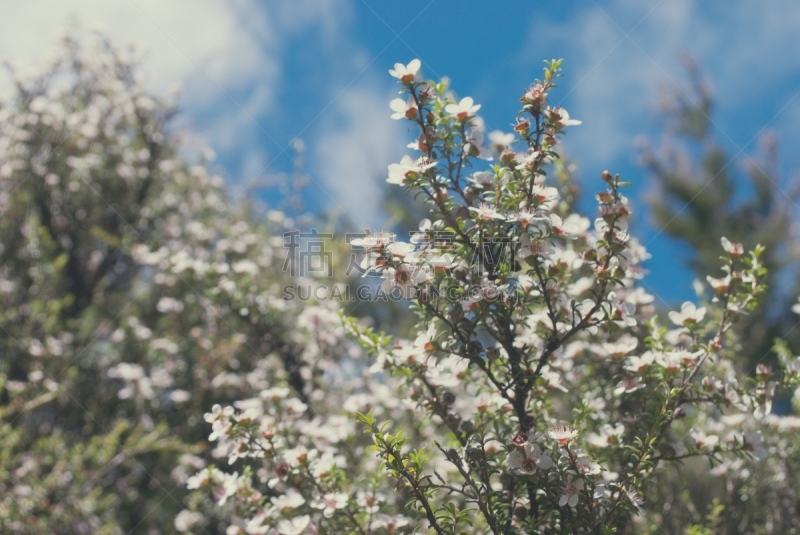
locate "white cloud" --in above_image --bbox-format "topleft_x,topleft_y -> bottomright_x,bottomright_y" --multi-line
0,0 -> 410,216
312,83 -> 406,228
0,1 -> 271,95
0,0 -> 356,189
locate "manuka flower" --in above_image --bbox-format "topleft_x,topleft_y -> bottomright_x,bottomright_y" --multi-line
559,474 -> 584,507
389,59 -> 421,83
445,97 -> 481,120
668,301 -> 707,327
389,97 -> 417,120
387,155 -> 436,185
548,424 -> 579,445
508,442 -> 553,475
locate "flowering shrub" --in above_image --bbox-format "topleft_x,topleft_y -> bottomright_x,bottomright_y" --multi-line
3,33 -> 800,535
199,58 -> 800,534
0,34 -> 371,534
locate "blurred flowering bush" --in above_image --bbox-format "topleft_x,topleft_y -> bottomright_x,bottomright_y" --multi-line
0,34 -> 369,534
3,34 -> 800,535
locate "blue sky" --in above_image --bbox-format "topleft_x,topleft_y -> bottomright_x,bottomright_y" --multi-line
3,0 -> 799,304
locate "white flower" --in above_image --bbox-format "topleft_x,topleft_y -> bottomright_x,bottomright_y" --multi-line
743,431 -> 767,460
445,97 -> 481,120
614,376 -> 644,396
386,155 -> 436,185
271,489 -> 306,511
381,263 -> 427,296
170,389 -> 191,403
277,515 -> 311,535
690,428 -> 719,449
707,274 -> 732,293
389,97 -> 417,120
186,467 -> 224,490
425,253 -> 457,271
471,170 -> 495,188
245,511 -> 272,534
466,134 -> 494,160
508,442 -> 553,474
559,474 -> 584,507
311,492 -> 349,517
284,445 -> 317,467
548,214 -> 585,238
792,296 -> 800,315
587,424 -> 625,448
174,510 -> 203,532
518,233 -> 553,258
624,487 -> 645,513
157,296 -> 185,313
541,365 -> 568,392
720,236 -> 744,258
552,107 -> 581,128
232,259 -> 258,275
625,351 -> 656,374
370,515 -> 410,532
351,232 -> 395,251
389,59 -> 421,83
575,457 -> 601,476
515,150 -> 541,171
469,202 -> 506,222
548,424 -> 578,445
510,208 -> 540,228
530,184 -> 559,205
655,352 -> 683,373
668,301 -> 707,327
387,241 -> 417,259
356,491 -> 384,514
489,130 -> 515,149
602,337 -> 638,358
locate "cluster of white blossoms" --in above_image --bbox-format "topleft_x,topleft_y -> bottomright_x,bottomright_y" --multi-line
190,59 -> 800,534
8,33 -> 800,535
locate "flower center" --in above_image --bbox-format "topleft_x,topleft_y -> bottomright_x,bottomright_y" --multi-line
521,458 -> 537,472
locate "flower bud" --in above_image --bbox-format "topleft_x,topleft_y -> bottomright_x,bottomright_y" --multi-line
441,390 -> 456,406
466,340 -> 483,356
445,412 -> 461,427
459,419 -> 476,435
500,149 -> 517,165
418,85 -> 434,103
465,446 -> 482,461
274,462 -> 290,478
601,170 -> 613,183
514,119 -> 530,135
464,186 -> 479,203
